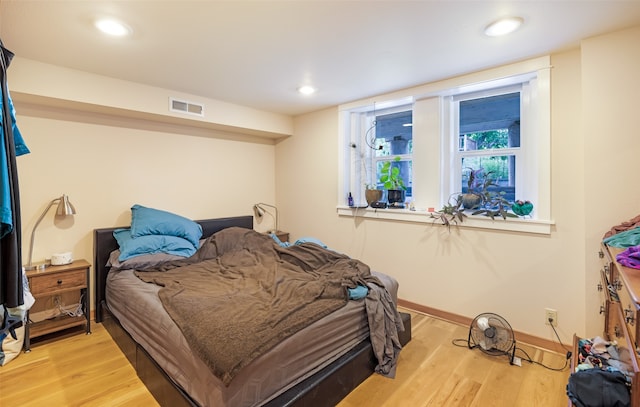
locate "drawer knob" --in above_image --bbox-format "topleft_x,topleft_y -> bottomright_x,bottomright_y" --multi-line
625,308 -> 636,325
599,250 -> 604,258
599,305 -> 606,314
57,279 -> 62,285
597,282 -> 603,292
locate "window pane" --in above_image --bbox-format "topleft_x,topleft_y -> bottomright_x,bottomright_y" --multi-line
374,110 -> 412,157
459,92 -> 520,151
461,155 -> 515,203
459,129 -> 510,151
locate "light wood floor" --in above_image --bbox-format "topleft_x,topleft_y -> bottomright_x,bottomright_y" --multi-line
0,309 -> 570,406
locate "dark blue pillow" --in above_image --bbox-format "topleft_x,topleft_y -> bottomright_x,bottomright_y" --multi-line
114,228 -> 198,261
130,204 -> 202,247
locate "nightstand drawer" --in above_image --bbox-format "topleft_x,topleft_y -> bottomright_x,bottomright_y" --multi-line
29,269 -> 86,296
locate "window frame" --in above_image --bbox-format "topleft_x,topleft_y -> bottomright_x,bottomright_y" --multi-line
447,83 -> 525,209
338,56 -> 552,234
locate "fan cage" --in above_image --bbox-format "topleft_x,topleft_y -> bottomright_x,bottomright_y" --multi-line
468,312 -> 517,364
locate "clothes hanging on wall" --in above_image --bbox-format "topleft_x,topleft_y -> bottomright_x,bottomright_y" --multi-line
0,38 -> 30,308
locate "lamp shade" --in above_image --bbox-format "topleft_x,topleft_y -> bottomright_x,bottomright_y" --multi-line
253,204 -> 265,219
25,194 -> 77,270
56,194 -> 76,216
252,203 -> 278,233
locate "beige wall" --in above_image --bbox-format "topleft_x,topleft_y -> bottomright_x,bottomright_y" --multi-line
582,25 -> 640,334
10,58 -> 293,139
9,58 -> 291,314
277,26 -> 640,343
10,25 -> 640,344
14,103 -> 279,312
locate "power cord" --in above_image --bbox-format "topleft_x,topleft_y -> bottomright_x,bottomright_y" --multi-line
54,293 -> 84,318
451,317 -> 571,372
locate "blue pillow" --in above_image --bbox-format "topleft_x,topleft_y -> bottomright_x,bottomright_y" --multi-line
114,228 -> 198,261
130,204 -> 202,247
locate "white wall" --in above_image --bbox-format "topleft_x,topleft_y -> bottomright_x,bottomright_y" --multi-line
276,26 -> 640,343
7,57 -> 292,314
14,102 -> 278,312
10,58 -> 293,138
10,24 -> 640,344
582,25 -> 640,335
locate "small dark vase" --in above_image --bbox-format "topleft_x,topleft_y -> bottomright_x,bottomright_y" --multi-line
461,193 -> 482,210
387,189 -> 406,208
365,189 -> 384,205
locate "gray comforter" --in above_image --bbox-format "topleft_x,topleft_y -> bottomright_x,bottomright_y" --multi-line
135,227 -> 403,385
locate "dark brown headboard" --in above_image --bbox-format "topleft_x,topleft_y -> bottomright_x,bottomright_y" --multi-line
93,215 -> 253,323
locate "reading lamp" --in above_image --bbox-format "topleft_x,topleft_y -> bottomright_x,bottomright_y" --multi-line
253,203 -> 278,234
25,194 -> 76,271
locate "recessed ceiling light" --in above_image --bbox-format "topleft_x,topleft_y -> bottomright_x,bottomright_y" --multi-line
484,17 -> 523,37
95,18 -> 131,37
297,85 -> 316,95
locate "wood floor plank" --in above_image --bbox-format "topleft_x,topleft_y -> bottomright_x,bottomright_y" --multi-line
425,372 -> 482,407
0,308 -> 570,407
338,309 -> 570,407
0,324 -> 159,407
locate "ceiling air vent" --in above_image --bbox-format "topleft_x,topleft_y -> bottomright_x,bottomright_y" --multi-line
169,97 -> 204,117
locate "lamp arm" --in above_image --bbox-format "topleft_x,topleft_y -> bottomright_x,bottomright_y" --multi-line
26,198 -> 59,268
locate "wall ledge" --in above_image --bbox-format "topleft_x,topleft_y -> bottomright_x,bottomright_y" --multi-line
337,206 -> 554,235
8,57 -> 293,141
13,92 -> 289,143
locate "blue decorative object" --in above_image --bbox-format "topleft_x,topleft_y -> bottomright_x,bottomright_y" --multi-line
511,200 -> 533,216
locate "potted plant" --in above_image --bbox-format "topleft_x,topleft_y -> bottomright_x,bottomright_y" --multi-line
364,184 -> 383,206
471,192 -> 519,220
430,194 -> 467,231
379,156 -> 407,208
461,167 -> 490,209
431,167 -> 517,229
462,168 -> 517,219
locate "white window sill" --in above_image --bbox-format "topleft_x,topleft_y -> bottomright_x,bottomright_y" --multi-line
336,206 -> 554,235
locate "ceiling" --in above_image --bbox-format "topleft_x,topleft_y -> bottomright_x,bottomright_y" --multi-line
2,1 -> 640,117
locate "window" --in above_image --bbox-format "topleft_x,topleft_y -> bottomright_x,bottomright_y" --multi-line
373,110 -> 413,199
343,102 -> 413,206
338,56 -> 551,234
451,88 -> 522,205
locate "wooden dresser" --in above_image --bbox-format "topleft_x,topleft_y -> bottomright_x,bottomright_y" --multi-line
570,244 -> 640,405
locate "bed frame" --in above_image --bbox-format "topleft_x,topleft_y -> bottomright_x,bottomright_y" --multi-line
94,215 -> 410,407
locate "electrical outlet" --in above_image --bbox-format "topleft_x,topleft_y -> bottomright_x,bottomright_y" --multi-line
545,308 -> 558,327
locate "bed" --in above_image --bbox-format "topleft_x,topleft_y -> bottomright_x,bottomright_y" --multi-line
94,214 -> 411,407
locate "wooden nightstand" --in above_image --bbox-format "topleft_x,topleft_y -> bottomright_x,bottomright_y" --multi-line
274,230 -> 289,243
25,259 -> 91,351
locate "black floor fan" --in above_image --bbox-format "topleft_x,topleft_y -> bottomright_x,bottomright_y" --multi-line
467,312 -> 517,364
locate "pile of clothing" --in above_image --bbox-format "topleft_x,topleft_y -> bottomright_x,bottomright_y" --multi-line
567,336 -> 632,407
603,215 -> 640,270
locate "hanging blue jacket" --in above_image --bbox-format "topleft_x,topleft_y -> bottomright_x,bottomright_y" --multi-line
0,89 -> 29,238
